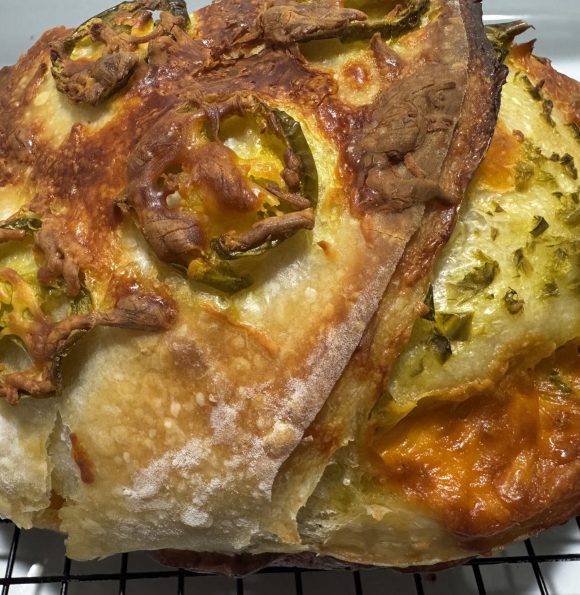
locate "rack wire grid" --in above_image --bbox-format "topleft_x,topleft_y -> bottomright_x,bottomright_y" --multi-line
1,517 -> 580,595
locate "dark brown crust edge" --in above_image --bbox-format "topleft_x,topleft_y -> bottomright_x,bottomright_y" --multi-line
396,0 -> 507,290
151,548 -> 474,577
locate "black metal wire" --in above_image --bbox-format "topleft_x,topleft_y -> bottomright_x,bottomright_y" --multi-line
0,518 -> 578,594
472,564 -> 486,595
413,573 -> 425,595
293,569 -> 303,595
1,525 -> 19,595
60,556 -> 71,595
177,568 -> 185,595
119,552 -> 128,595
524,539 -> 549,595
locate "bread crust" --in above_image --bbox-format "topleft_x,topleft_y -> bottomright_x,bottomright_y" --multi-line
0,0 -> 507,568
281,44 -> 580,571
266,0 -> 505,545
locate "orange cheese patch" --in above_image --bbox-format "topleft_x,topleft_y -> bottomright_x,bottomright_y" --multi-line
372,341 -> 580,551
473,119 -> 523,191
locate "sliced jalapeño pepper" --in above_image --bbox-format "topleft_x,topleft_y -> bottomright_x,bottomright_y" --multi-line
51,0 -> 190,105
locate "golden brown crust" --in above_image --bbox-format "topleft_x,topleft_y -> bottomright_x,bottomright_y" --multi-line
0,0 -> 493,399
510,41 -> 580,127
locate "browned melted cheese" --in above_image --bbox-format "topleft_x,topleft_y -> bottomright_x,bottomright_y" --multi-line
372,342 -> 580,551
0,6 -> 340,401
0,0 -> 477,404
473,119 -> 524,191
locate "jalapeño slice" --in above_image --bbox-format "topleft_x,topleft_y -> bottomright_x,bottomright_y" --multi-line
124,95 -> 319,294
51,0 -> 190,105
340,0 -> 430,41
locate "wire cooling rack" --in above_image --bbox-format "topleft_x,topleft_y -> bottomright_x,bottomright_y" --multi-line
1,517 -> 580,595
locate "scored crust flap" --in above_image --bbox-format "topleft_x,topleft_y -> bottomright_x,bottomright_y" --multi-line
285,40 -> 580,570
264,0 -> 505,546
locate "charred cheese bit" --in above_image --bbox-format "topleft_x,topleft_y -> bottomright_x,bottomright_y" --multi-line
388,55 -> 580,406
373,340 -> 580,551
261,0 -> 427,49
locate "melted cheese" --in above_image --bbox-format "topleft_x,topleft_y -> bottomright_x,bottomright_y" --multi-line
220,114 -> 286,184
300,38 -> 384,106
0,183 -> 32,220
373,340 -> 580,549
26,74 -> 117,147
389,60 -> 580,406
